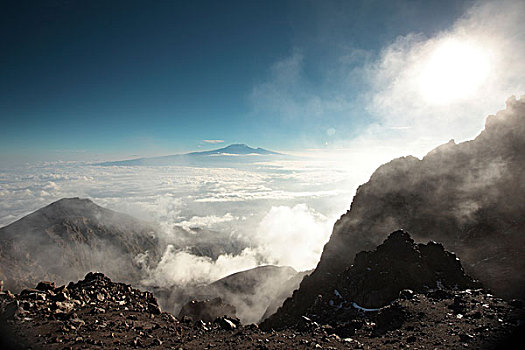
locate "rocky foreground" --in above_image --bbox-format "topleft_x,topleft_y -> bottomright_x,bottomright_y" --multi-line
1,232 -> 523,349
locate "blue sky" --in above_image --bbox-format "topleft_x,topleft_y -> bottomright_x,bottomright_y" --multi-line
1,0 -> 516,163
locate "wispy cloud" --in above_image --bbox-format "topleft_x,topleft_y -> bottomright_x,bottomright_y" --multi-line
253,204 -> 335,271
175,213 -> 238,231
249,51 -> 354,122
365,0 -> 525,145
202,140 -> 225,144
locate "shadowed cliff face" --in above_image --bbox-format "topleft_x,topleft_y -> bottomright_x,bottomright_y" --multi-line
264,96 -> 525,327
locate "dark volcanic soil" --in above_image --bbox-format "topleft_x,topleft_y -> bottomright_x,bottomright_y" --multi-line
1,271 -> 522,349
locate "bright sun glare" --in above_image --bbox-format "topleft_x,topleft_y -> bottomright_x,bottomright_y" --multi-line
419,39 -> 491,105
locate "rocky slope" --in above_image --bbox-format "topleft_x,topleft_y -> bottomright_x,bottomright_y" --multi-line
0,198 -> 245,291
0,198 -> 161,292
1,235 -> 522,349
265,96 -> 525,327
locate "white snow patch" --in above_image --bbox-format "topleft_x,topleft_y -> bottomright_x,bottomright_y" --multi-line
351,302 -> 380,312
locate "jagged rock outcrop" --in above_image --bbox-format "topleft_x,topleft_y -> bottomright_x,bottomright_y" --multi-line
0,272 -> 181,349
263,230 -> 480,329
264,96 -> 525,328
336,230 -> 479,308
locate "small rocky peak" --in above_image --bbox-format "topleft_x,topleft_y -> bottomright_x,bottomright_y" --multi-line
50,197 -> 94,207
41,197 -> 98,218
374,229 -> 419,262
382,229 -> 415,247
340,230 -> 480,309
82,271 -> 109,283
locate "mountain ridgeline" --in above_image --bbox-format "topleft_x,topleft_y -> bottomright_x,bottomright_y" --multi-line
0,197 -> 254,293
0,198 -> 161,291
262,96 -> 525,329
97,144 -> 284,166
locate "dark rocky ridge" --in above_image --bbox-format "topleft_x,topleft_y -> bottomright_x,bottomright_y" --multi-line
339,230 -> 480,308
265,96 -> 525,327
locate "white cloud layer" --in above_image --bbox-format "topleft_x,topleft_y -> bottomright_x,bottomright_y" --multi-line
142,247 -> 259,287
175,213 -> 238,231
0,159 -> 357,288
140,203 -> 334,287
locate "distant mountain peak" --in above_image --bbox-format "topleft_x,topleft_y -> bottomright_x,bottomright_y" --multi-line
226,143 -> 248,147
96,144 -> 283,166
217,143 -> 254,152
192,144 -> 280,156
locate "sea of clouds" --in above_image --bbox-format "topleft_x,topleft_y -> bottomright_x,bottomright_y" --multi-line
0,158 -> 371,286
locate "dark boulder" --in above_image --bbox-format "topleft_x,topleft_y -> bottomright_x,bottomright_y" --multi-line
35,281 -> 56,291
178,297 -> 236,323
214,316 -> 238,330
